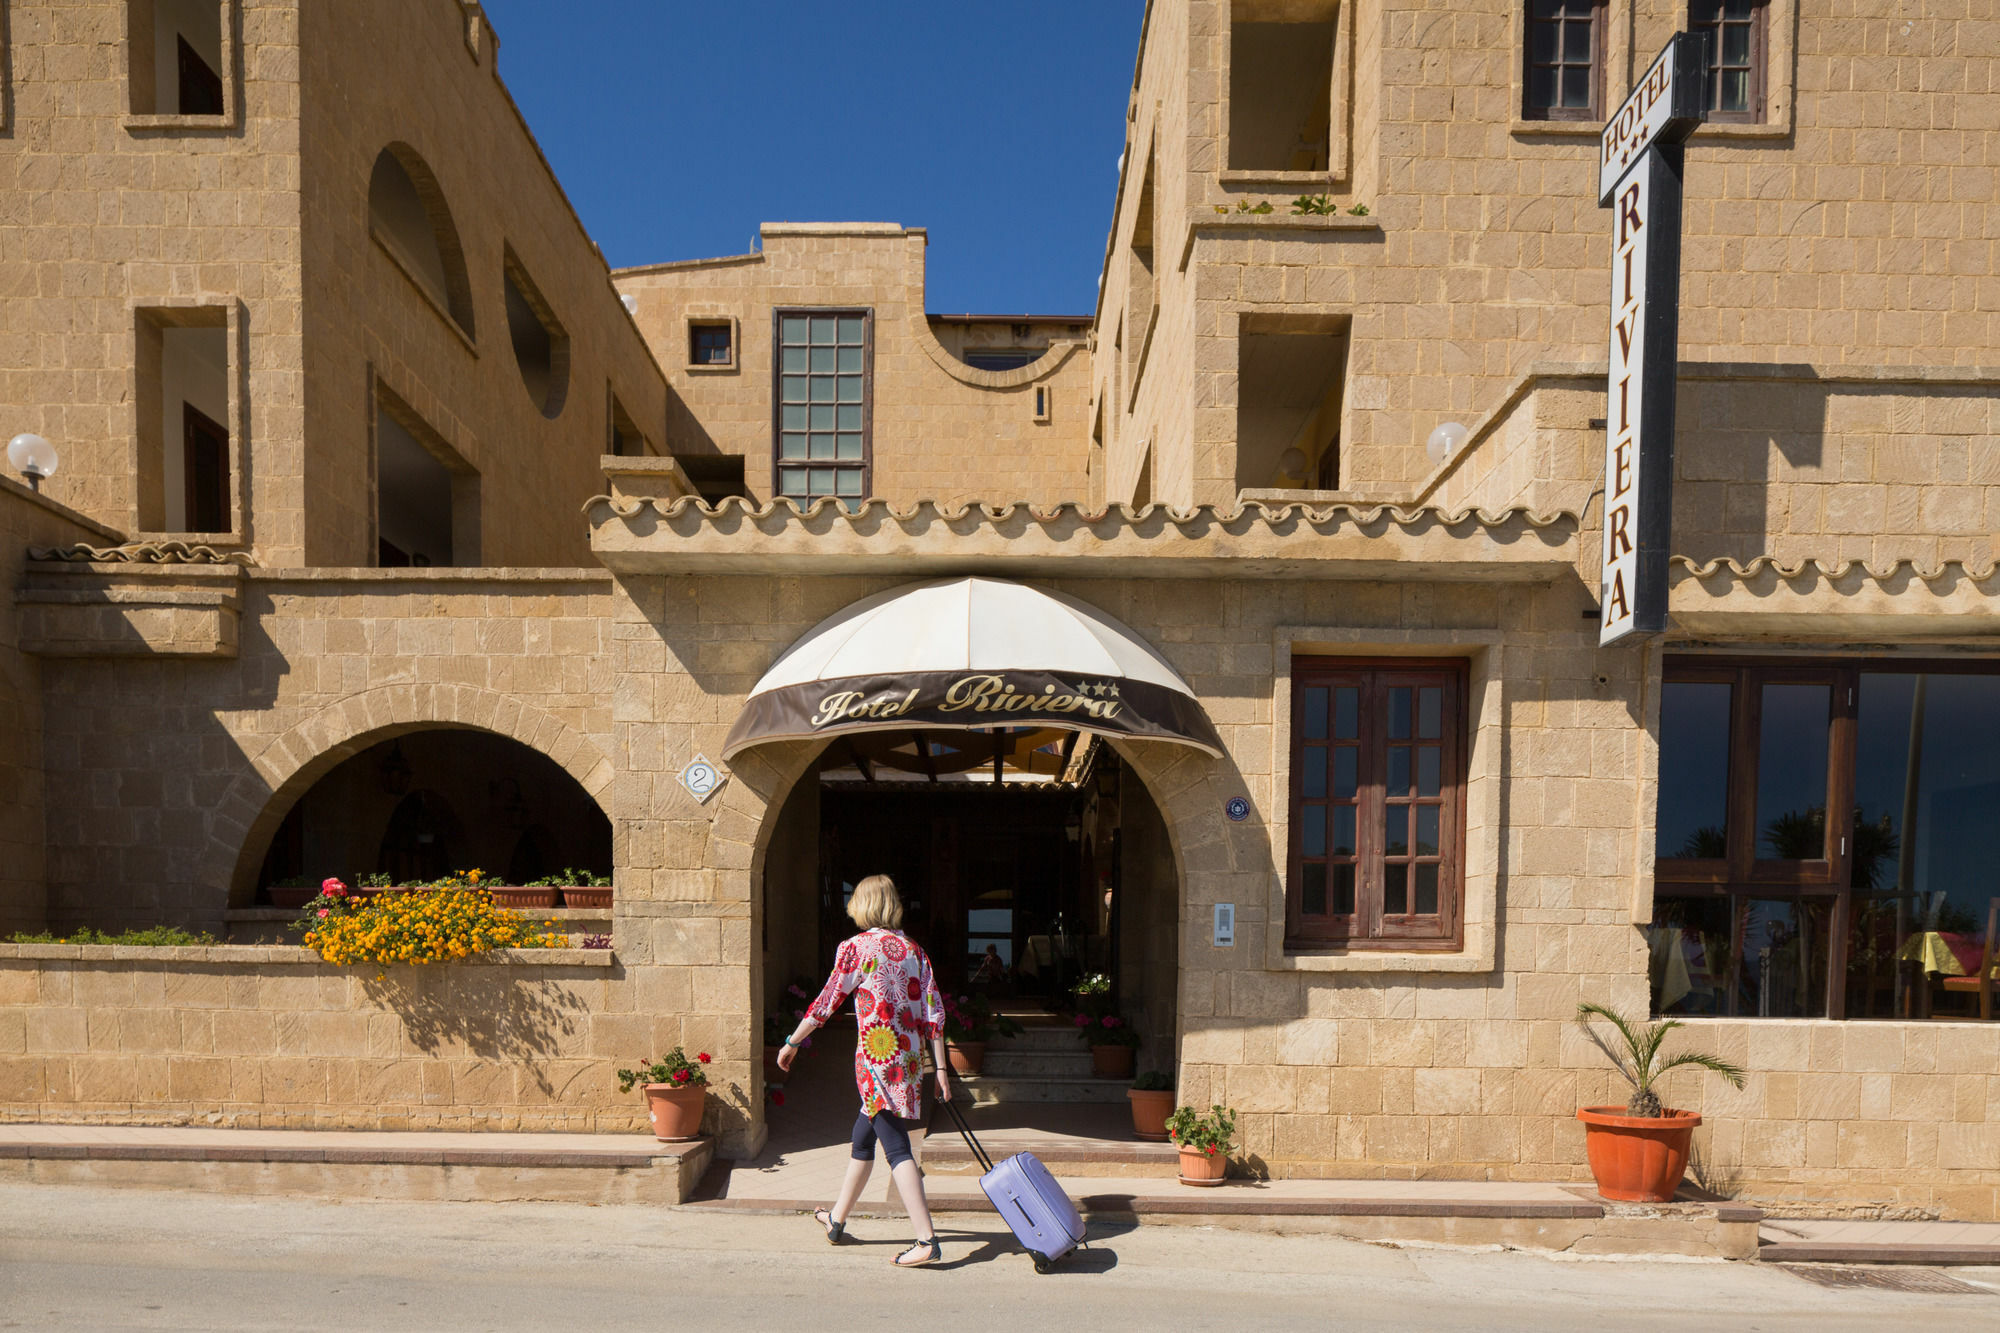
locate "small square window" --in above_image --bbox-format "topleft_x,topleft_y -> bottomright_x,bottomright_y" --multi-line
690,321 -> 734,368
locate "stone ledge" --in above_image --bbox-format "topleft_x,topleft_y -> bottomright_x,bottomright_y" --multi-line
0,944 -> 615,967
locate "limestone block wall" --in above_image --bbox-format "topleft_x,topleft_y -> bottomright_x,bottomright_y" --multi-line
613,225 -> 1093,509
297,0 -> 669,568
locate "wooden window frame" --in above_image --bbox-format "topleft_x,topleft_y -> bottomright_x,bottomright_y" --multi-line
1520,0 -> 1607,123
181,402 -> 230,534
1287,657 -> 1467,951
770,307 -> 874,509
1688,0 -> 1768,125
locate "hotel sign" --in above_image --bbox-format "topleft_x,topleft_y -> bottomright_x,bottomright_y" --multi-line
1597,34 -> 1707,646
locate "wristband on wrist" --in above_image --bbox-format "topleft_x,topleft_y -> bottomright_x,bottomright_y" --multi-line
783,1036 -> 801,1049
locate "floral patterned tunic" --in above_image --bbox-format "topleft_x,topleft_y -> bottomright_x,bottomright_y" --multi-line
806,928 -> 946,1119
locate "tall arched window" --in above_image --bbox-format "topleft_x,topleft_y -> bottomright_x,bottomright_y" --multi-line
368,145 -> 477,338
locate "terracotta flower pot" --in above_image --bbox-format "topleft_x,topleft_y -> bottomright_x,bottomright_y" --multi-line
1090,1044 -> 1135,1079
1127,1088 -> 1174,1142
267,886 -> 314,909
560,886 -> 613,909
1176,1145 -> 1228,1187
642,1083 -> 707,1142
486,886 -> 558,909
946,1041 -> 986,1075
1577,1106 -> 1701,1203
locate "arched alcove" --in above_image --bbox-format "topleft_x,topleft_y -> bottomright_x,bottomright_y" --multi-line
369,144 -> 477,336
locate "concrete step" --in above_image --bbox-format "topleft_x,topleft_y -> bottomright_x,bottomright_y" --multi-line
953,1074 -> 1128,1105
988,1026 -> 1093,1053
922,1136 -> 1179,1179
978,1050 -> 1100,1079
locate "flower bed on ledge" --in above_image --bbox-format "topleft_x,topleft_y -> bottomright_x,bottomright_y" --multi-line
0,943 -> 614,966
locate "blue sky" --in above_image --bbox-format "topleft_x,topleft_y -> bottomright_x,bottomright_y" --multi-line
480,2 -> 1144,316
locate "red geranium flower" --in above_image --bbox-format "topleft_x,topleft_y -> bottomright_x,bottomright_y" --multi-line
1206,1145 -> 1217,1155
697,1052 -> 711,1063
672,1069 -> 689,1084
321,878 -> 347,898
1073,1014 -> 1091,1027
772,1091 -> 786,1106
1100,1015 -> 1120,1029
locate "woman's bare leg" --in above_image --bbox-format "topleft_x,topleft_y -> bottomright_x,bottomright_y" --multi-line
889,1159 -> 934,1240
831,1156 -> 873,1224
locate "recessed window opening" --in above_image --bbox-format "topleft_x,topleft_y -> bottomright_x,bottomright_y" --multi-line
1235,314 -> 1348,493
1131,446 -> 1152,509
1126,152 -> 1157,392
1033,385 -> 1052,423
608,391 -> 648,457
774,309 -> 871,510
963,348 -> 1044,372
134,307 -> 231,533
375,389 -> 478,568
1228,0 -> 1336,171
503,249 -> 569,418
689,320 -> 734,367
128,0 -> 225,116
1691,0 -> 1767,123
368,146 -> 476,336
1522,0 -> 1605,121
679,454 -> 749,506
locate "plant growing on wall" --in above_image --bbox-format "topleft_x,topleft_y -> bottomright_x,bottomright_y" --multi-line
1292,193 -> 1338,215
1576,1001 -> 1746,1117
298,877 -> 565,971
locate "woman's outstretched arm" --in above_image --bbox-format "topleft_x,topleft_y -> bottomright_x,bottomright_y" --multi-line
778,939 -> 860,1072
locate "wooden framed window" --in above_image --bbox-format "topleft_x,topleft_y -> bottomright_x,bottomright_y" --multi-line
772,308 -> 871,511
1689,0 -> 1767,123
182,403 -> 230,533
1288,658 -> 1466,949
1521,0 -> 1605,122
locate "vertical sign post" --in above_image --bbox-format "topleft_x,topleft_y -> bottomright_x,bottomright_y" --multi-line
1597,34 -> 1707,646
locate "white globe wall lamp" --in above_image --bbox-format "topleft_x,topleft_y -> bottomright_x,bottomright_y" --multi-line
8,433 -> 59,493
1425,421 -> 1469,467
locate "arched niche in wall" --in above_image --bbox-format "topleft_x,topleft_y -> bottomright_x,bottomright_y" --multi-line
503,246 -> 570,419
368,144 -> 478,338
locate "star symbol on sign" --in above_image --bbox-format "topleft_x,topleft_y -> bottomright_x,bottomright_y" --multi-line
1107,683 -> 1121,698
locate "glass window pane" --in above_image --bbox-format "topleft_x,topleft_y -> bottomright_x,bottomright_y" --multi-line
1303,805 -> 1326,858
1418,687 -> 1441,739
1331,805 -> 1355,857
779,434 -> 807,460
1302,746 -> 1326,799
778,467 -> 808,493
1531,20 -> 1558,62
809,467 -> 835,494
1561,65 -> 1591,108
836,376 -> 862,403
781,347 -> 808,373
809,378 -> 835,403
1302,863 -> 1327,916
1755,683 -> 1831,859
1722,23 -> 1750,64
780,316 -> 808,344
1331,864 -> 1356,916
1386,805 -> 1408,857
1529,66 -> 1556,110
1333,747 -> 1357,800
781,404 -> 809,430
809,404 -> 835,430
810,317 -> 836,345
781,376 -> 809,402
1388,746 -> 1410,797
1416,805 -> 1439,858
1388,688 -> 1411,740
838,316 -> 864,344
1333,687 -> 1358,739
1562,17 -> 1591,62
836,434 -> 863,460
1740,897 -> 1832,1018
808,434 -> 834,460
1417,747 -> 1440,798
810,347 -> 836,374
838,347 -> 863,373
1302,687 -> 1328,740
836,405 -> 862,430
834,470 -> 863,498
1720,68 -> 1748,111
1384,864 -> 1407,915
1648,894 -> 1734,1017
1657,681 -> 1732,859
1414,864 -> 1438,916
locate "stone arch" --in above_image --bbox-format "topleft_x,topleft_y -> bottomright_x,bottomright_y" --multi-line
212,685 -> 614,908
369,142 -> 478,336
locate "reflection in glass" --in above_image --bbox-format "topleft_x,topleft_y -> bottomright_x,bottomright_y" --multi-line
1333,687 -> 1358,740
1418,747 -> 1440,797
1331,806 -> 1355,857
1739,896 -> 1832,1017
1415,806 -> 1439,857
1330,864 -> 1356,916
1302,805 -> 1326,858
1385,864 -> 1407,915
1755,683 -> 1830,859
1301,687 -> 1328,740
1648,894 -> 1734,1017
1333,748 -> 1357,799
1657,681 -> 1731,859
1302,863 -> 1326,916
1302,746 -> 1326,799
1418,688 -> 1441,739
1386,806 -> 1407,857
1387,746 -> 1410,797
1414,864 -> 1438,915
1389,688 -> 1411,740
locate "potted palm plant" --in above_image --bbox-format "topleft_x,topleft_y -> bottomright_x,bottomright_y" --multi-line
1164,1103 -> 1236,1187
1575,1000 -> 1746,1202
616,1047 -> 712,1142
1127,1070 -> 1174,1141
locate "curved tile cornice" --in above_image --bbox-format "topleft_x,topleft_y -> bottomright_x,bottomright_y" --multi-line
1671,554 -> 2000,585
28,541 -> 256,566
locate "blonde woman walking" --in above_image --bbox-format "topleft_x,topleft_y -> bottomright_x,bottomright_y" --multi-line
776,874 -> 950,1268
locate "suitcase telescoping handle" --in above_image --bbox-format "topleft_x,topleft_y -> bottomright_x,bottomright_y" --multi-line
928,1054 -> 995,1174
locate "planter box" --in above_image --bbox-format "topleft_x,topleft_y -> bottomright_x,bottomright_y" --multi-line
486,886 -> 559,908
559,886 -> 612,908
266,887 -> 314,909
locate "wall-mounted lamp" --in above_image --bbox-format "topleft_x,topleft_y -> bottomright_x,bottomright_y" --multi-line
8,433 -> 59,493
1425,421 -> 1469,466
1277,446 -> 1308,483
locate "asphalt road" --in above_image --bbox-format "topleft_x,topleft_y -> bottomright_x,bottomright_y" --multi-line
1,1183 -> 1994,1331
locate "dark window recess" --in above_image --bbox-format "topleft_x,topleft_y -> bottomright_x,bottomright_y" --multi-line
177,35 -> 224,116
1651,657 -> 2000,1021
773,309 -> 870,510
691,324 -> 733,365
963,348 -> 1042,371
1288,658 -> 1466,949
1522,0 -> 1603,122
1314,438 -> 1340,491
1690,0 -> 1767,122
678,454 -> 748,507
181,403 -> 229,532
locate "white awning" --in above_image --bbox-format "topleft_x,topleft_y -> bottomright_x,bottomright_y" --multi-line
721,577 -> 1222,759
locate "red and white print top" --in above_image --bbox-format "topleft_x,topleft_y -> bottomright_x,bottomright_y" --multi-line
806,928 -> 947,1119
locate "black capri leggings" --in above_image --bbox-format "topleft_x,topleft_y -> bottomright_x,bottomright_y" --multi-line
851,1110 -> 921,1168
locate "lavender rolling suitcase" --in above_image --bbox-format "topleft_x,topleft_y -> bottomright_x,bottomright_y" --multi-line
938,1093 -> 1085,1273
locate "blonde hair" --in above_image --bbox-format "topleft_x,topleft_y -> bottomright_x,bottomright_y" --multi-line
846,874 -> 904,931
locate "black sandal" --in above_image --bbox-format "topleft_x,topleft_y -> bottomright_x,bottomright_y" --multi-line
813,1208 -> 846,1244
893,1237 -> 941,1267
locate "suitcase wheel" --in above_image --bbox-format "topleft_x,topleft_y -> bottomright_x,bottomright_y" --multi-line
1031,1253 -> 1054,1275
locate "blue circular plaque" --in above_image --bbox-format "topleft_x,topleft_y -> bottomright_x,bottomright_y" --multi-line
1225,797 -> 1250,822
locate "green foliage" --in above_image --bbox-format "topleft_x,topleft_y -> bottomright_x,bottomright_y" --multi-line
1346,203 -> 1370,216
1131,1070 -> 1173,1092
1291,193 -> 1338,215
7,926 -> 219,947
1676,826 -> 1727,859
1164,1103 -> 1237,1156
525,868 -> 612,888
359,872 -> 393,889
1211,200 -> 1275,215
1576,1000 -> 1746,1117
616,1047 -> 711,1093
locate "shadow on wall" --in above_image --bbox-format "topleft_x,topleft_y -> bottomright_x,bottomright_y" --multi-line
360,967 -> 592,1091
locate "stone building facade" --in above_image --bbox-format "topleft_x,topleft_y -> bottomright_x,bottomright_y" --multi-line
3,0 -> 2000,1222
